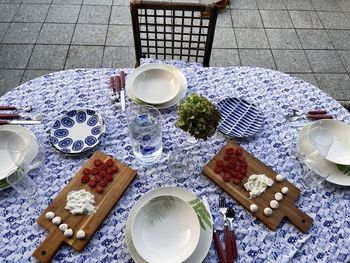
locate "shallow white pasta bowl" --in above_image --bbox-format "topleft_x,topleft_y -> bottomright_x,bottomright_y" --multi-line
131,195 -> 200,263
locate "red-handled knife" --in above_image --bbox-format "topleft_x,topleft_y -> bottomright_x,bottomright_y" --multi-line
214,231 -> 228,263
307,114 -> 333,120
0,114 -> 21,119
224,223 -> 233,263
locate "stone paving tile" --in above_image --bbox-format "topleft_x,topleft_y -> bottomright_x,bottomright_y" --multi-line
0,69 -> 24,96
213,28 -> 237,48
265,29 -> 302,49
46,4 -> 81,23
256,0 -> 286,10
102,46 -> 135,68
338,0 -> 350,12
315,73 -> 350,100
0,4 -> 20,22
0,22 -> 10,42
210,49 -> 240,67
3,23 -> 41,44
283,0 -> 314,10
13,4 -> 50,22
235,28 -> 269,48
112,0 -> 130,5
78,5 -> 111,24
231,10 -> 263,28
84,0 -> 112,5
230,0 -> 257,9
272,50 -> 312,72
291,73 -> 318,87
52,0 -> 83,4
337,50 -> 350,72
37,23 -> 75,44
110,6 -> 131,25
72,24 -> 108,45
305,50 -> 346,73
311,0 -> 341,11
22,0 -> 51,3
317,12 -> 350,30
327,30 -> 350,50
0,0 -> 22,3
0,44 -> 33,69
28,45 -> 69,69
239,49 -> 276,69
21,69 -> 55,84
65,45 -> 104,68
296,29 -> 334,49
216,9 -> 232,28
260,10 -> 293,28
106,25 -> 133,46
289,11 -> 323,29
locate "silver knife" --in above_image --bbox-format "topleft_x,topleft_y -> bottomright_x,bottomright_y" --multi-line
120,70 -> 126,112
0,120 -> 41,125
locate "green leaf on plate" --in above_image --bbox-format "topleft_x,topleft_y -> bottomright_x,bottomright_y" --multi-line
189,198 -> 213,230
142,196 -> 177,226
337,164 -> 350,176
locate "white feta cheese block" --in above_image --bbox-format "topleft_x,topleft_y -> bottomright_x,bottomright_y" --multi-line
52,216 -> 61,225
76,230 -> 86,240
45,211 -> 55,220
281,187 -> 289,195
275,192 -> 283,201
264,207 -> 273,217
59,223 -> 68,232
244,174 -> 274,199
249,204 -> 258,213
65,189 -> 96,215
64,229 -> 73,238
275,174 -> 284,182
270,200 -> 279,209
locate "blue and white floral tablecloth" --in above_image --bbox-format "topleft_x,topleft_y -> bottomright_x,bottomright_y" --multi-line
0,61 -> 349,263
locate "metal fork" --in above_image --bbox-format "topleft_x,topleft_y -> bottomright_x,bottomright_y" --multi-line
219,197 -> 233,263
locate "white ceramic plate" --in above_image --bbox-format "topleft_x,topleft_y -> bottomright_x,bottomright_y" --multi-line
297,123 -> 350,186
131,195 -> 200,263
132,68 -> 180,105
0,125 -> 38,190
308,119 -> 350,165
126,64 -> 187,109
125,186 -> 213,263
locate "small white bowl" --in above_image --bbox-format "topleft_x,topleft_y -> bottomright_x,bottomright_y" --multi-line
132,68 -> 180,105
131,195 -> 200,263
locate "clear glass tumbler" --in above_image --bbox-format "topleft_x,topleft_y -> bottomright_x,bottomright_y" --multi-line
6,169 -> 38,200
127,104 -> 163,164
168,149 -> 190,180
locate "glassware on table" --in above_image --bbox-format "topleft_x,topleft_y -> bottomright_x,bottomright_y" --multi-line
6,169 -> 38,200
127,104 -> 162,164
300,151 -> 330,188
168,148 -> 190,180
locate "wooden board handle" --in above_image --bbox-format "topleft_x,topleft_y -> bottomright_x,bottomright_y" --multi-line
285,204 -> 313,233
33,231 -> 64,263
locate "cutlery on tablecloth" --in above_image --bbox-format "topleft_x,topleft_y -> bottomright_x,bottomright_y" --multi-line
0,105 -> 32,112
202,196 -> 227,263
286,109 -> 333,122
119,70 -> 126,112
109,76 -> 120,103
219,197 -> 233,263
226,207 -> 238,259
0,113 -> 44,121
0,120 -> 41,125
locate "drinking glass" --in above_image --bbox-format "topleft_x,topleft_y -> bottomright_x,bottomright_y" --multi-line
6,169 -> 38,200
168,148 -> 190,180
127,104 -> 163,164
301,151 -> 330,188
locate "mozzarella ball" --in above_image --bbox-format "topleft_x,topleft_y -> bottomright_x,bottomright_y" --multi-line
270,200 -> 279,209
45,212 -> 55,220
250,204 -> 258,213
275,174 -> 284,182
264,207 -> 273,217
59,223 -> 68,232
76,230 -> 86,240
275,192 -> 283,201
281,187 -> 289,195
64,229 -> 73,238
52,216 -> 61,225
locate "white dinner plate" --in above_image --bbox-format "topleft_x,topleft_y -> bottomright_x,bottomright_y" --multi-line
125,186 -> 213,263
126,64 -> 187,109
297,123 -> 350,186
0,125 -> 38,190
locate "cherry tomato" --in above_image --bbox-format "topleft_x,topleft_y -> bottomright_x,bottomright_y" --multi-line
100,163 -> 107,170
111,165 -> 119,173
91,167 -> 100,175
106,159 -> 114,167
81,175 -> 90,184
214,166 -> 222,174
225,147 -> 235,155
238,155 -> 245,162
223,173 -> 230,182
231,171 -> 240,178
94,159 -> 103,167
82,168 -> 90,175
88,179 -> 96,188
233,178 -> 241,185
105,175 -> 113,182
239,167 -> 247,174
222,166 -> 230,173
228,160 -> 237,169
95,185 -> 104,193
240,162 -> 247,168
95,175 -> 101,182
224,155 -> 232,161
106,168 -> 114,175
235,148 -> 243,156
215,160 -> 225,167
99,180 -> 108,187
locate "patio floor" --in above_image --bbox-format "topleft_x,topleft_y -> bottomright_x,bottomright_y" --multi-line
0,0 -> 350,107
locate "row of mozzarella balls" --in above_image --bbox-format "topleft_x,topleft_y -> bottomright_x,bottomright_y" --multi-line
45,211 -> 86,239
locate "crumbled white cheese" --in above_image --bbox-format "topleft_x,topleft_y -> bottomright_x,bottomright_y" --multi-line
64,229 -> 73,238
76,230 -> 86,240
275,192 -> 283,201
250,204 -> 258,213
59,223 -> 68,232
275,174 -> 284,182
52,216 -> 61,225
264,207 -> 273,216
270,200 -> 279,209
65,189 -> 96,215
244,174 -> 274,199
45,211 -> 55,220
281,187 -> 289,195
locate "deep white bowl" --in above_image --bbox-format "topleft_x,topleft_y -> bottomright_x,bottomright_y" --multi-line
131,195 -> 200,263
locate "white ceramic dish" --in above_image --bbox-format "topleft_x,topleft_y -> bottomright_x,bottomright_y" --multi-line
0,125 -> 38,190
131,195 -> 200,263
132,68 -> 180,105
297,123 -> 350,186
126,64 -> 187,109
307,119 -> 350,165
125,186 -> 213,263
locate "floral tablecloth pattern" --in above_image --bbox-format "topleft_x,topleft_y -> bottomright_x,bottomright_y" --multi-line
0,62 -> 349,263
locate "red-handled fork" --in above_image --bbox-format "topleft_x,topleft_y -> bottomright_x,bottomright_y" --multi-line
219,197 -> 233,263
226,207 -> 238,259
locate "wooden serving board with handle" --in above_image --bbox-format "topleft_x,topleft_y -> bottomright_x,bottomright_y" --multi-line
202,141 -> 313,233
33,151 -> 137,263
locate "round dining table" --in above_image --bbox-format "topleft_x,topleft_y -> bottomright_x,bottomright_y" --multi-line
0,60 -> 349,263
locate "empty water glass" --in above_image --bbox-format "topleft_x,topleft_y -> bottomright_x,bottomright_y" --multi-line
168,148 -> 190,180
301,151 -> 330,188
6,169 -> 38,201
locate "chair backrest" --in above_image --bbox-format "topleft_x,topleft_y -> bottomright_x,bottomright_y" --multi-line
130,0 -> 218,67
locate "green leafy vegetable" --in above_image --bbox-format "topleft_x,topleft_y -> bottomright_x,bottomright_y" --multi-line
176,93 -> 221,140
337,164 -> 350,176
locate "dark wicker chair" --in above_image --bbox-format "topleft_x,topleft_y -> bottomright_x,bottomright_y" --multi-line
130,0 -> 218,67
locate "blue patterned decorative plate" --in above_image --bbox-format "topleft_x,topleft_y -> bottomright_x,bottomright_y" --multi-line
217,97 -> 264,138
50,109 -> 105,154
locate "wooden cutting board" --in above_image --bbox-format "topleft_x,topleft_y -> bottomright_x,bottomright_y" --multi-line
33,151 -> 137,263
202,141 -> 313,233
